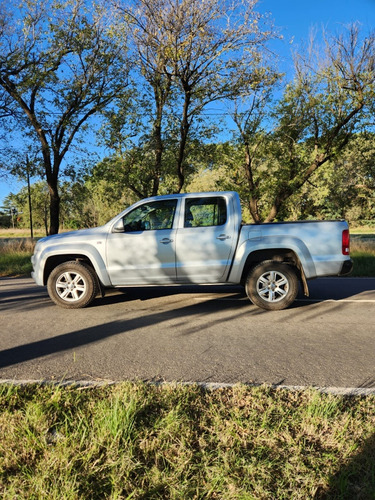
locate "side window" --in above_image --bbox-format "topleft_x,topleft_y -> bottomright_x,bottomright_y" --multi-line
184,197 -> 227,228
123,200 -> 177,232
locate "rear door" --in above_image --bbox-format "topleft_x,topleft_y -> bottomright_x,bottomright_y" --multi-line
175,195 -> 236,282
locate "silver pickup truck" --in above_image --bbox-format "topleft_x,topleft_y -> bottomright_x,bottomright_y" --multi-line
31,191 -> 353,310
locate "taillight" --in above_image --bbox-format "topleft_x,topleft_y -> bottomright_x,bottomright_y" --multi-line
342,229 -> 350,255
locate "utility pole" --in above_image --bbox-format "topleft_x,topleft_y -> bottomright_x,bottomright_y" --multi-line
26,154 -> 34,238
10,206 -> 17,229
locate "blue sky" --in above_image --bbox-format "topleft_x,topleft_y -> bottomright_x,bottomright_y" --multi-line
258,0 -> 374,75
0,0 -> 374,208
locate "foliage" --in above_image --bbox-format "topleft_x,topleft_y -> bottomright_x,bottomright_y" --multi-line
4,128 -> 375,229
105,0 -> 276,196
0,0 -> 131,234
279,133 -> 375,222
0,383 -> 374,498
4,182 -> 49,234
65,176 -> 132,228
231,24 -> 375,222
0,3 -> 374,229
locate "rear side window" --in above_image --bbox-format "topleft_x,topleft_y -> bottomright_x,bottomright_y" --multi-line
184,197 -> 227,228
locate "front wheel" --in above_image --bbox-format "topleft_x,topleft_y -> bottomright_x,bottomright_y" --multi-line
47,261 -> 98,309
245,260 -> 299,311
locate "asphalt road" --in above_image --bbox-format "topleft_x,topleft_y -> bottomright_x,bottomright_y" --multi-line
0,276 -> 374,391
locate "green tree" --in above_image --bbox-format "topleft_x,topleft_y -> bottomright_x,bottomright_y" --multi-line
0,0 -> 131,234
283,132 -> 375,223
117,0 -> 175,196
4,182 -> 49,233
113,0 -> 275,195
232,24 -> 375,222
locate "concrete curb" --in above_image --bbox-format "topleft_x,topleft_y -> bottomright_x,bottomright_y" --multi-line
0,379 -> 374,396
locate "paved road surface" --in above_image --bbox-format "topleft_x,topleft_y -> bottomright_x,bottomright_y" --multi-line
0,277 -> 374,390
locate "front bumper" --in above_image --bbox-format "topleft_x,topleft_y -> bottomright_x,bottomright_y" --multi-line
30,251 -> 44,285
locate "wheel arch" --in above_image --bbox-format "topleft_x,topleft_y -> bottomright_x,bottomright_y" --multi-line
42,249 -> 111,289
44,254 -> 90,285
239,248 -> 309,295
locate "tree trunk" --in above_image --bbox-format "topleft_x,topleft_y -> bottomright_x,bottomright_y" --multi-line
176,87 -> 191,193
243,143 -> 262,223
151,120 -> 162,196
249,197 -> 261,223
48,183 -> 60,235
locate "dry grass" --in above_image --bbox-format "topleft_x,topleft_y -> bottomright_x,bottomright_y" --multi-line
0,238 -> 36,252
0,228 -> 46,238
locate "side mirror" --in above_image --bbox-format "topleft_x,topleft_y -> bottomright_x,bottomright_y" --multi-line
112,218 -> 124,233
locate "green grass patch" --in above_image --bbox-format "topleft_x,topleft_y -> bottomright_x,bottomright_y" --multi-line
0,239 -> 35,277
0,252 -> 32,277
351,239 -> 375,277
0,383 -> 374,499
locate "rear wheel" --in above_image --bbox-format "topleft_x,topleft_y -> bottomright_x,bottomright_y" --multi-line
47,261 -> 98,309
245,260 -> 299,311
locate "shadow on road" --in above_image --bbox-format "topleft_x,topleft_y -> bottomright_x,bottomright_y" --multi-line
302,277 -> 375,301
1,277 -> 374,370
1,277 -> 374,314
0,292 -> 254,369
99,284 -> 246,304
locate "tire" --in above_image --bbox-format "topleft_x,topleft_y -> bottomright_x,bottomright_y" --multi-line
47,261 -> 98,309
245,260 -> 299,311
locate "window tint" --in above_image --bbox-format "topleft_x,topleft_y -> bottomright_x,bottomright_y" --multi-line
123,200 -> 177,232
184,197 -> 227,228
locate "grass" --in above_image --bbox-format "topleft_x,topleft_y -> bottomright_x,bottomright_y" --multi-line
0,382 -> 374,499
350,225 -> 375,235
0,228 -> 47,238
0,239 -> 36,277
350,239 -> 375,277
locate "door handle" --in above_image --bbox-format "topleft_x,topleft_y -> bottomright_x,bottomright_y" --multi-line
160,238 -> 173,244
216,234 -> 230,241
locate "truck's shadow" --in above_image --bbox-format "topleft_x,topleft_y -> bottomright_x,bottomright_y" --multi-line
95,277 -> 375,308
98,284 -> 247,305
1,278 -> 374,313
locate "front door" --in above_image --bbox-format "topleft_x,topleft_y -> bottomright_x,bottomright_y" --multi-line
106,199 -> 178,285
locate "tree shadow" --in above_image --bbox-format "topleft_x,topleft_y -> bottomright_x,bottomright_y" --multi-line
0,292 -> 252,369
315,378 -> 375,499
315,432 -> 375,499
